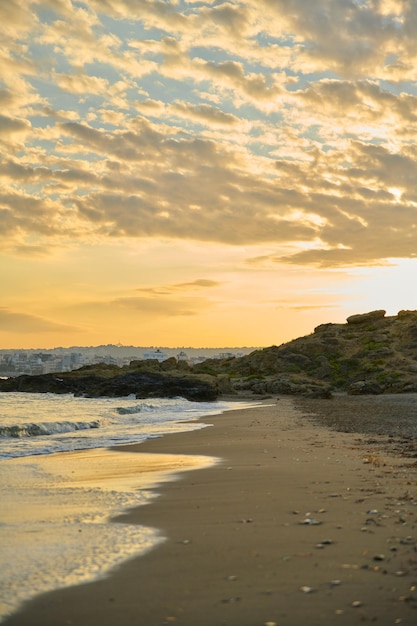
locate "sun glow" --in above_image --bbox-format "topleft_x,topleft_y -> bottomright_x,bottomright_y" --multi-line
1,1 -> 416,348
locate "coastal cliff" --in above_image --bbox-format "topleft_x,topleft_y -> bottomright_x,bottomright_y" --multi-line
1,310 -> 417,399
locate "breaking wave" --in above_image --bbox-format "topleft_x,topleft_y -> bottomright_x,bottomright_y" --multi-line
0,393 -> 256,459
0,420 -> 100,438
115,403 -> 159,415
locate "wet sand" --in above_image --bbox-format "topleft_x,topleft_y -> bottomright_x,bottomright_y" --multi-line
3,396 -> 417,626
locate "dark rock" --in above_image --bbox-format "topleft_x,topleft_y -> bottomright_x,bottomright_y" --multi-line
402,382 -> 417,392
5,308 -> 417,401
0,370 -> 218,402
398,309 -> 417,318
314,323 -> 334,333
215,309 -> 417,396
348,380 -> 384,395
216,374 -> 235,394
346,310 -> 386,325
305,387 -> 333,399
160,357 -> 179,371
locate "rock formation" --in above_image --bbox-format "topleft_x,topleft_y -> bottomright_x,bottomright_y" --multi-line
193,310 -> 417,397
1,310 -> 417,400
346,310 -> 387,324
0,363 -> 219,402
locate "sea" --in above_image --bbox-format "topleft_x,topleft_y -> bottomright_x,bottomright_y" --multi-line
0,391 -> 252,622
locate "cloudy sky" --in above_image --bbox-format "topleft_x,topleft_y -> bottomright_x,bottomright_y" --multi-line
1,0 -> 416,349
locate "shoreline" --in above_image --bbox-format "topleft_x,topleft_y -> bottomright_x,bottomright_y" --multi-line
3,395 -> 417,626
0,433 -> 221,622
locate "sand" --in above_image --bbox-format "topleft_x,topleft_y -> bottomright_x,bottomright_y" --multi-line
3,396 -> 417,626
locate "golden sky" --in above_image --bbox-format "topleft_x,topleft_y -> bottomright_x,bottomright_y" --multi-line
1,0 -> 416,349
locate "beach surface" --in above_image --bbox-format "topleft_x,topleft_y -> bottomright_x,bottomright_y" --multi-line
3,396 -> 417,626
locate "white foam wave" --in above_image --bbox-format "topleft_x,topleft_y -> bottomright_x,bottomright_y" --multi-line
0,420 -> 100,438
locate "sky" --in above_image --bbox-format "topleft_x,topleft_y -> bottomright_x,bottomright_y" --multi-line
1,0 -> 417,349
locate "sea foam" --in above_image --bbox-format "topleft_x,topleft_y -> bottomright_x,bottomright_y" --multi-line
0,392 -> 254,621
0,448 -> 218,622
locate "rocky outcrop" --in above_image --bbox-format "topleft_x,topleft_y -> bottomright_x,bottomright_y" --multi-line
2,309 -> 417,401
346,310 -> 386,325
0,366 -> 219,402
398,310 -> 417,319
232,375 -> 332,398
193,310 -> 417,397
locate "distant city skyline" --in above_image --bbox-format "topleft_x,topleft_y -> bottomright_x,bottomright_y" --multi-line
1,1 -> 416,349
0,344 -> 258,353
0,345 -> 256,376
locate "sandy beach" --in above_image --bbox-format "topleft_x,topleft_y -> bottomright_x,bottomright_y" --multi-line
3,396 -> 417,626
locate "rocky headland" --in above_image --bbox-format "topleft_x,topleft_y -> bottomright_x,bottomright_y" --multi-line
193,309 -> 417,398
0,362 -> 219,402
1,309 -> 417,399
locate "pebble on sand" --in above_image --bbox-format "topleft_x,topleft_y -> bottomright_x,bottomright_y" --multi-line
300,518 -> 322,525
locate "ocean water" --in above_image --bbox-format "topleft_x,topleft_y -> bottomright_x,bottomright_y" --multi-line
0,392 -> 240,460
0,392 -> 251,622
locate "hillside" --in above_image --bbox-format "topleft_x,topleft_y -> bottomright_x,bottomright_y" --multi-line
2,310 -> 417,400
193,309 -> 417,397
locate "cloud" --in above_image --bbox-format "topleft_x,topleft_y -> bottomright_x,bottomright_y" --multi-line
0,307 -> 80,333
64,278 -> 221,322
56,73 -> 111,95
72,292 -> 214,319
288,304 -> 339,311
136,279 -> 222,295
275,303 -> 339,311
1,0 -> 417,270
258,0 -> 416,78
0,190 -> 83,242
195,58 -> 283,103
12,244 -> 56,257
294,79 -> 417,134
176,279 -> 221,289
0,89 -> 18,109
111,296 -> 204,317
0,0 -> 39,39
171,101 -> 240,127
0,114 -> 31,136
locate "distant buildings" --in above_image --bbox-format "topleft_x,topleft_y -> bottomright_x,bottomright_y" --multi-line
0,345 -> 256,377
0,351 -> 85,376
142,348 -> 168,361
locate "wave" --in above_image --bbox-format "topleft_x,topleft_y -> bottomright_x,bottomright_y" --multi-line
0,420 -> 100,438
115,405 -> 142,415
115,403 -> 160,415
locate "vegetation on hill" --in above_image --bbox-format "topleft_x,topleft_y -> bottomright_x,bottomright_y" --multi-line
1,310 -> 416,399
193,309 -> 417,397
